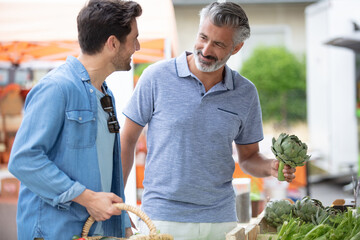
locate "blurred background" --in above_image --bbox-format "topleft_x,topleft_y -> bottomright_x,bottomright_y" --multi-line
0,0 -> 359,239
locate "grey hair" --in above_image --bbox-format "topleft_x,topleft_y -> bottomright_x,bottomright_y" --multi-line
199,2 -> 250,45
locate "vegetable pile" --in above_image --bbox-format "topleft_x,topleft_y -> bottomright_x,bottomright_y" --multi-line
264,197 -> 360,240
271,133 -> 311,181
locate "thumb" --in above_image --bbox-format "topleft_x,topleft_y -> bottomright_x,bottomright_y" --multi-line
110,204 -> 123,216
272,159 -> 279,169
109,196 -> 123,216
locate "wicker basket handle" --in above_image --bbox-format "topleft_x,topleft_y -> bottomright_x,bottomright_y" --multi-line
82,203 -> 157,238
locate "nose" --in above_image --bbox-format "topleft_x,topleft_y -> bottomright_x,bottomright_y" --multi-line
135,39 -> 140,51
201,42 -> 212,56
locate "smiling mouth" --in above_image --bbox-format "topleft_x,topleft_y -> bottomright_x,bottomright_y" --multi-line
199,52 -> 217,62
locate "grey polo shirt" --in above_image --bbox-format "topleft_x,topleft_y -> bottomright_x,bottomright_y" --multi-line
123,51 -> 263,223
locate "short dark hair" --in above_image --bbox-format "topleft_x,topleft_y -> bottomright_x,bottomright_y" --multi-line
77,0 -> 142,54
199,2 -> 250,45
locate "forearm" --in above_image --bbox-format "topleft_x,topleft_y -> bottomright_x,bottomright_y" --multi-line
120,117 -> 144,187
236,143 -> 296,182
8,137 -> 85,207
121,141 -> 136,187
236,143 -> 276,178
239,153 -> 273,178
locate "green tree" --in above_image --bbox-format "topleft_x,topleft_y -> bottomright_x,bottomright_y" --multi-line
240,46 -> 306,126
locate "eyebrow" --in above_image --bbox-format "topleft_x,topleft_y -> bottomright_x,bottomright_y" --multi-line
199,33 -> 207,38
199,33 -> 227,48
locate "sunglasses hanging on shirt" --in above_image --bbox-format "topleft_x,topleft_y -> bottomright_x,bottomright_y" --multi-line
100,86 -> 120,133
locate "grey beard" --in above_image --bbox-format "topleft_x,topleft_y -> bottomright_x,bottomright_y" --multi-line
193,49 -> 231,72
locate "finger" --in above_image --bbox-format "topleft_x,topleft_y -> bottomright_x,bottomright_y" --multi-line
287,174 -> 296,180
284,172 -> 295,182
110,204 -> 123,216
111,194 -> 124,203
283,164 -> 293,170
272,160 -> 279,169
289,168 -> 296,174
93,215 -> 108,222
283,167 -> 296,174
283,165 -> 296,173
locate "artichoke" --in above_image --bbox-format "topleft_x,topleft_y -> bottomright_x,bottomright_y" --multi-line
271,133 -> 311,181
311,207 -> 330,225
264,199 -> 294,228
293,196 -> 325,223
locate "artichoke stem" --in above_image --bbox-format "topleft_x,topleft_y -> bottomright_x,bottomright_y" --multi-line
278,161 -> 285,181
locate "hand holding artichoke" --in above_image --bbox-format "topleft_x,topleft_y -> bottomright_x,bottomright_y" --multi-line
271,133 -> 311,181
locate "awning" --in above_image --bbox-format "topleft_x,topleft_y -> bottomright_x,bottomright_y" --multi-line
0,41 -> 80,65
325,32 -> 360,53
0,0 -> 178,64
0,38 -> 168,65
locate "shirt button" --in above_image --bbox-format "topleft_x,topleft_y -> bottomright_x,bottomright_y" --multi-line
89,89 -> 93,93
79,117 -> 82,121
199,82 -> 202,86
201,93 -> 205,96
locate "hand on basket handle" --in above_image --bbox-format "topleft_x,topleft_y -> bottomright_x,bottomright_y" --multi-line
73,189 -> 123,221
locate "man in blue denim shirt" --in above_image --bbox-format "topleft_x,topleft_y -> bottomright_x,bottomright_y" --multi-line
8,0 -> 142,239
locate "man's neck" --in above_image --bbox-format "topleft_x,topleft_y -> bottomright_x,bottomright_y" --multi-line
187,54 -> 225,92
78,53 -> 113,92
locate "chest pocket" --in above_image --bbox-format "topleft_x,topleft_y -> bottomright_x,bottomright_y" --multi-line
215,108 -> 242,140
65,110 -> 96,148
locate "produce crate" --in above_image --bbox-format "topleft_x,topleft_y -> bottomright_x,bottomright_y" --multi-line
226,198 -> 358,240
226,211 -> 277,240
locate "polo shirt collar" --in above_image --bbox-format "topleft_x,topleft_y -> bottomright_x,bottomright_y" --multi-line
175,51 -> 234,91
223,64 -> 234,90
175,51 -> 192,78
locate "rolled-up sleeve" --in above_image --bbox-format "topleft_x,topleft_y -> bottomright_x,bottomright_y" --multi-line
8,79 -> 86,208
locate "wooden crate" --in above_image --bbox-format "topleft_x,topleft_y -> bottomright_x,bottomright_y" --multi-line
226,211 -> 277,240
0,177 -> 20,198
226,198 -> 356,240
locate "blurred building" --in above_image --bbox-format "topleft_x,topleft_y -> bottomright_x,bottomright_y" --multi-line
306,0 -> 360,177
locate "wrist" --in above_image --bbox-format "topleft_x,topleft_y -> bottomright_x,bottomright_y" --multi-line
73,189 -> 93,207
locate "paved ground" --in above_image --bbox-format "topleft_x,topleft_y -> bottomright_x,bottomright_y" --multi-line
307,178 -> 356,206
263,170 -> 358,207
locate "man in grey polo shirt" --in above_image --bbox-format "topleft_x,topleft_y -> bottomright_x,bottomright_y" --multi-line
121,2 -> 296,239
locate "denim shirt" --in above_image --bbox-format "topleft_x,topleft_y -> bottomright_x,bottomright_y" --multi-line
8,56 -> 129,239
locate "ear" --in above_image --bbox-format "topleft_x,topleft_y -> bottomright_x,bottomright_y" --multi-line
231,42 -> 244,55
105,35 -> 120,53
